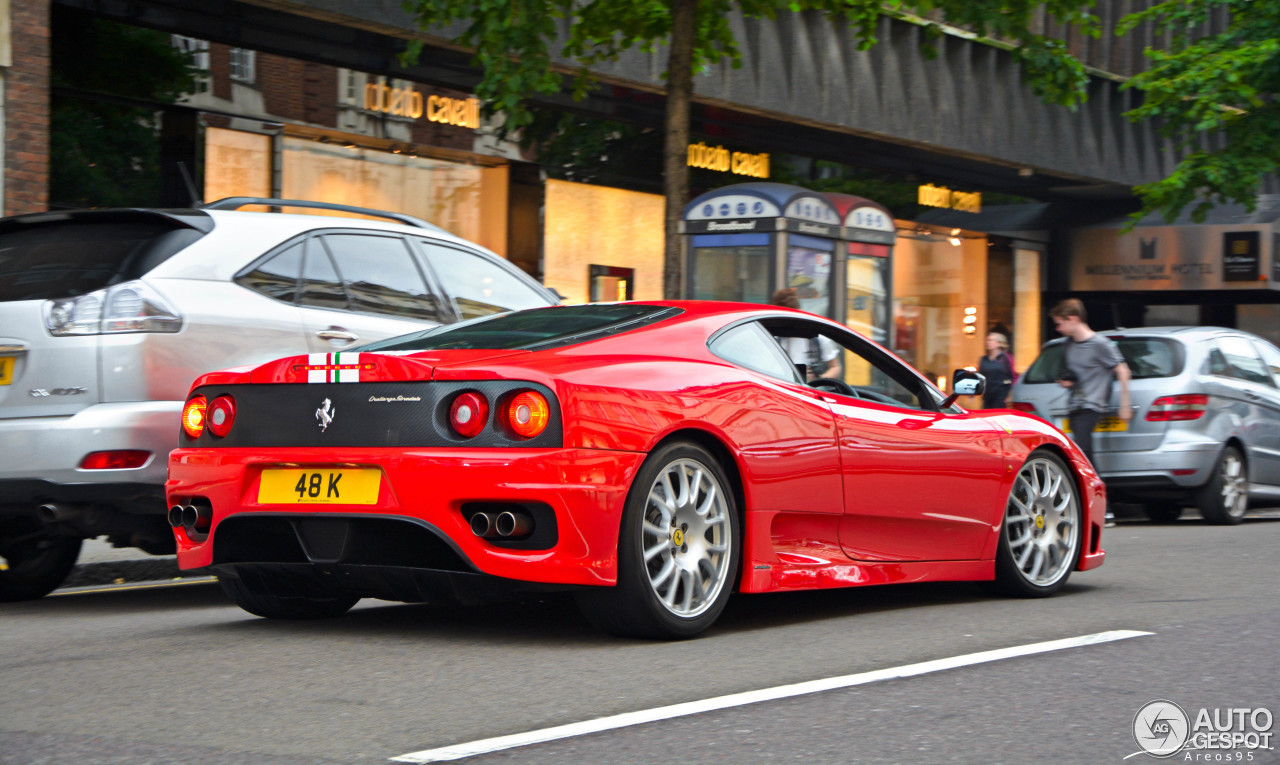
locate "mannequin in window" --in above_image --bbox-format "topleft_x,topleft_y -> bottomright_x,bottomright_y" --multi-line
770,287 -> 841,380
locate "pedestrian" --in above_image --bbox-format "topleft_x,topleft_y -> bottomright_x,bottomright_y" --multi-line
1049,298 -> 1132,469
770,287 -> 841,379
977,331 -> 1017,409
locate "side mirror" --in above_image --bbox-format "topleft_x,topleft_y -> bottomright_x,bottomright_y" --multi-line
941,369 -> 986,408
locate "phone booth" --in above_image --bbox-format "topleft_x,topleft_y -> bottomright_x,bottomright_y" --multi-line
824,193 -> 896,346
681,182 -> 844,319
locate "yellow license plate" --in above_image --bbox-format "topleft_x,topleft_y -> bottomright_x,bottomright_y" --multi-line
1061,417 -> 1128,433
0,357 -> 13,385
258,468 -> 381,505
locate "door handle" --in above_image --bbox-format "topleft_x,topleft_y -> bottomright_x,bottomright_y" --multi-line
315,328 -> 359,344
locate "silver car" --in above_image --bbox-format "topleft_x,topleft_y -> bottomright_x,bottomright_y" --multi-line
0,198 -> 557,599
1009,326 -> 1280,525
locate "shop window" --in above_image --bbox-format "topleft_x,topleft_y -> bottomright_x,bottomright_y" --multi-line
318,234 -> 446,322
417,241 -> 552,320
589,265 -> 634,302
229,48 -> 256,84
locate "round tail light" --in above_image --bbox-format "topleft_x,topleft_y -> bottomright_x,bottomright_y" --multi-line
506,391 -> 550,438
181,395 -> 207,439
207,395 -> 237,438
449,392 -> 490,438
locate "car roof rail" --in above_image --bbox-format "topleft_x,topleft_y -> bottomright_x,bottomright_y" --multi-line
202,197 -> 447,234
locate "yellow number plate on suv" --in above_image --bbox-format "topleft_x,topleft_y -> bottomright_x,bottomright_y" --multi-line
1061,416 -> 1128,433
0,356 -> 13,385
258,468 -> 381,505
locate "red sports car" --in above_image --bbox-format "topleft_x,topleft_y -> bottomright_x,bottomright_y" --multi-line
166,301 -> 1106,638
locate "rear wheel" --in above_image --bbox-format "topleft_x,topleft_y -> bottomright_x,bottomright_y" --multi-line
995,452 -> 1082,597
0,531 -> 82,602
1197,446 -> 1248,525
1142,503 -> 1183,524
218,572 -> 359,619
577,441 -> 739,639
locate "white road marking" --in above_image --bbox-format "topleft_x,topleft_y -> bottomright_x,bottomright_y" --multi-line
392,629 -> 1153,763
52,576 -> 217,596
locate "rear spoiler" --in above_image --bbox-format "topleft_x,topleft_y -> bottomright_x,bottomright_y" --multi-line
0,208 -> 216,235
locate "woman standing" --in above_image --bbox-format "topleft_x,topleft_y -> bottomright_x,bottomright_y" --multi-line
977,331 -> 1018,409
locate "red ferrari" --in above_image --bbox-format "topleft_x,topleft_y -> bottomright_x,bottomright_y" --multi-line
166,301 -> 1106,638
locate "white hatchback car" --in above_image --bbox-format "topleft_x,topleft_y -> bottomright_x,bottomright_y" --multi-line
0,198 -> 557,599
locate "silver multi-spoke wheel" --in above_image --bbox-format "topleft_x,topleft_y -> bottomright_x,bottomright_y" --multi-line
1198,446 -> 1248,525
1002,455 -> 1080,591
641,457 -> 732,618
1213,451 -> 1247,519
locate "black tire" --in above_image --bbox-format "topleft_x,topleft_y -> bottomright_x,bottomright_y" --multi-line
576,441 -> 739,639
995,451 -> 1083,598
218,572 -> 359,619
1197,446 -> 1249,525
0,533 -> 82,602
1142,504 -> 1183,524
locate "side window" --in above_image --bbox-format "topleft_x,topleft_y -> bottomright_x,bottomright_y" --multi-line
1252,340 -> 1280,388
1214,336 -> 1274,386
299,239 -> 348,311
416,240 -> 550,320
320,234 -> 447,322
236,241 -> 302,303
762,317 -> 932,410
709,323 -> 802,383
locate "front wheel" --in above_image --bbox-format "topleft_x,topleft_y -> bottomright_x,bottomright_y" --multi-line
995,452 -> 1082,597
0,532 -> 82,602
577,441 -> 739,639
218,571 -> 359,619
1197,446 -> 1248,525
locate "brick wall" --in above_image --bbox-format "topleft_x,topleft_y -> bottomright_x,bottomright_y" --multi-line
4,0 -> 50,215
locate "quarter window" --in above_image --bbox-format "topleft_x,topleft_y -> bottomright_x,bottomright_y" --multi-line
417,241 -> 550,319
236,242 -> 301,303
1256,341 -> 1280,388
320,234 -> 447,322
1211,336 -> 1274,386
709,323 -> 801,382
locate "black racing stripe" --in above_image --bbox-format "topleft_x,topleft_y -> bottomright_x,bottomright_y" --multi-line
183,381 -> 561,448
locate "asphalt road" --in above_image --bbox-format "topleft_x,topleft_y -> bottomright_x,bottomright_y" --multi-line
3,514 -> 1279,765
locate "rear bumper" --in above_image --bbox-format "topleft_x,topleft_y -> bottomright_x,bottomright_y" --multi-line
0,401 -> 180,512
166,446 -> 646,587
1093,440 -> 1219,492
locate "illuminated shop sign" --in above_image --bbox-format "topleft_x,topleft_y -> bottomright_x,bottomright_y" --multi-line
918,183 -> 982,213
687,142 -> 770,178
364,83 -> 480,128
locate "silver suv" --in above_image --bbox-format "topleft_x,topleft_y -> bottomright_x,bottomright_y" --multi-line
0,198 -> 557,599
1009,326 -> 1280,525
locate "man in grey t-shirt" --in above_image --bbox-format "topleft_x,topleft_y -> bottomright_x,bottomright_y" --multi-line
1050,299 -> 1132,468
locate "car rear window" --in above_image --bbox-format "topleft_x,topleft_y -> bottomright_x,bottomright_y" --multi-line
0,217 -> 207,302
361,304 -> 681,352
1023,337 -> 1184,382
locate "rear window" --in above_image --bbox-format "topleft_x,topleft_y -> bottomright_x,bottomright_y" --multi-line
1023,337 -> 1184,383
360,304 -> 680,352
0,218 -> 206,302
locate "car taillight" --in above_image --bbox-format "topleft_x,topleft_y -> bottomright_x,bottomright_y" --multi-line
207,395 -> 236,438
1010,401 -> 1037,413
182,395 -> 207,439
449,392 -> 490,438
45,280 -> 182,336
79,450 -> 150,469
1146,394 -> 1209,421
506,390 -> 550,438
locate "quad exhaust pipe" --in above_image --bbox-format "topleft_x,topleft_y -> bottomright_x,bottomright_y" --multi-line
167,502 -> 211,535
469,509 -> 534,539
